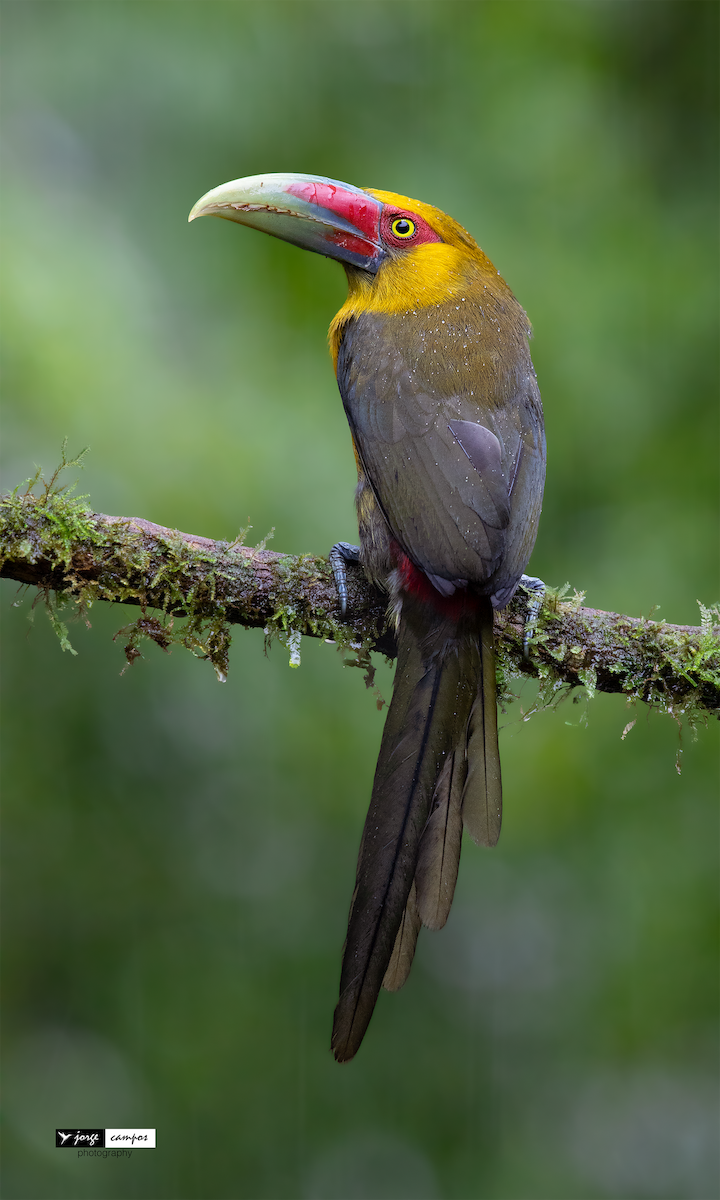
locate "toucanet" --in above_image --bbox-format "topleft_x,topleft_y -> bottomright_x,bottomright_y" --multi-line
189,173 -> 546,1061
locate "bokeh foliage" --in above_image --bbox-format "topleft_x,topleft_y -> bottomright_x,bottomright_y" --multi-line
1,3 -> 717,1198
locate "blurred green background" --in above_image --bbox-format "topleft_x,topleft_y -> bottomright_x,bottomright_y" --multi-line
1,2 -> 718,1198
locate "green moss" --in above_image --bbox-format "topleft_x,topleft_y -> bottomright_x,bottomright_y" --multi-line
0,449 -> 377,685
0,448 -> 244,676
497,580 -> 720,744
2,453 -> 718,738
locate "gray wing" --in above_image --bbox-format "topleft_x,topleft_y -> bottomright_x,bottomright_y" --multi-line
337,312 -> 545,601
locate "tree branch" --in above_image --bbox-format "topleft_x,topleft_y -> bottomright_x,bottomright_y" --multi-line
2,491 -> 718,719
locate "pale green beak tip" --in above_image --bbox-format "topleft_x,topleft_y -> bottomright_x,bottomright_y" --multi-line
188,191 -> 231,223
187,173 -> 384,272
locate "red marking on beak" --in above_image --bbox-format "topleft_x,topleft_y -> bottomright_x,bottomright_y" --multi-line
286,180 -> 381,255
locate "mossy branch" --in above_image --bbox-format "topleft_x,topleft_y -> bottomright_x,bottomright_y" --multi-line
1,483 -> 718,724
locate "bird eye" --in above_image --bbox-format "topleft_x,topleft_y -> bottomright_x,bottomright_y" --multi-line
391,217 -> 416,239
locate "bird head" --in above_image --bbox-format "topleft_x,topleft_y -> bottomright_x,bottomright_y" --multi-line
189,172 -> 500,346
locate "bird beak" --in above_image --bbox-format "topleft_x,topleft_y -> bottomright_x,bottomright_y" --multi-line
189,172 -> 385,272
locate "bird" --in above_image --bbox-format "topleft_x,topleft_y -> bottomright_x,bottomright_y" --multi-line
189,173 -> 546,1062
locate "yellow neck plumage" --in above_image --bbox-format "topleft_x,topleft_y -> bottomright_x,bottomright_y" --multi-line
328,189 -> 505,369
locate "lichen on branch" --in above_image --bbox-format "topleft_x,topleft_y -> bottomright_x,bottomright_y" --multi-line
0,459 -> 392,684
1,465 -> 718,727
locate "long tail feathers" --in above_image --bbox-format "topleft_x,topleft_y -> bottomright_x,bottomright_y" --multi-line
461,601 -> 502,847
330,595 -> 500,1062
415,750 -> 466,930
382,881 -> 422,992
384,745 -> 466,991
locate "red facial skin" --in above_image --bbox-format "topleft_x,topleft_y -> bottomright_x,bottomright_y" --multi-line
286,181 -> 443,264
286,180 -> 381,261
379,207 -> 443,251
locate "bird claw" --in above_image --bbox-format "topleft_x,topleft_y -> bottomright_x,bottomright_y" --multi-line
519,575 -> 545,659
329,542 -> 361,616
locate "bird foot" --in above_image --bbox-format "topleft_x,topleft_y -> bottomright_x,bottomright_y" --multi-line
519,575 -> 545,659
329,542 -> 361,616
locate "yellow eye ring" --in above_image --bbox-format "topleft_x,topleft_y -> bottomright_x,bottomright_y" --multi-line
391,217 -> 416,239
